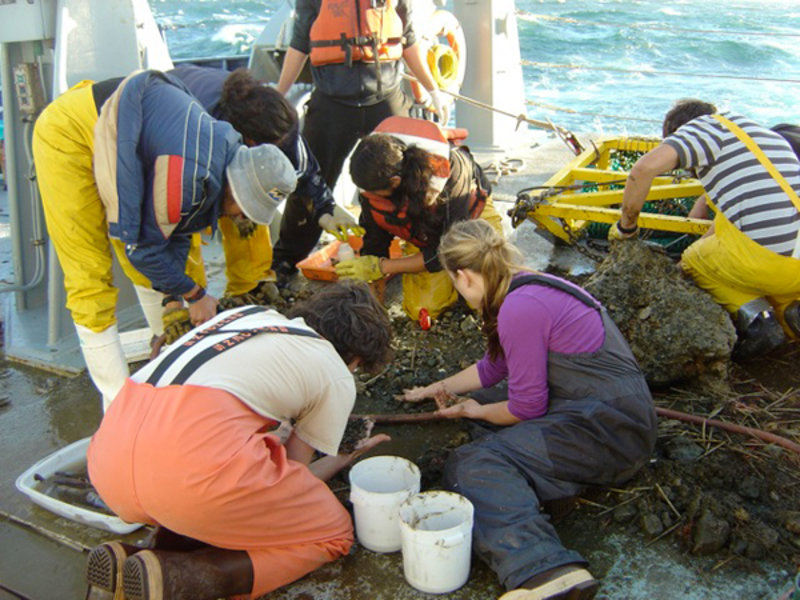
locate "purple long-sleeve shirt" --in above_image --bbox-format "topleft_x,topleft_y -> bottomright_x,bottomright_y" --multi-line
476,274 -> 605,420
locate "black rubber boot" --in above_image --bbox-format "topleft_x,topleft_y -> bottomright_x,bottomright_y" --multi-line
733,311 -> 787,359
784,300 -> 800,338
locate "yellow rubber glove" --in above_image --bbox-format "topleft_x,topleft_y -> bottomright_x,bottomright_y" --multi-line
335,255 -> 384,282
318,206 -> 365,241
608,220 -> 638,241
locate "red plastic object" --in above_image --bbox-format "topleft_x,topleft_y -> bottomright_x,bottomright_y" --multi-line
418,308 -> 431,330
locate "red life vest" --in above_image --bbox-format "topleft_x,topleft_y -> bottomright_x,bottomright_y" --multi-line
309,0 -> 405,67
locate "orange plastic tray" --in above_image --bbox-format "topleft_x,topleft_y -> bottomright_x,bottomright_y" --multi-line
298,237 -> 402,282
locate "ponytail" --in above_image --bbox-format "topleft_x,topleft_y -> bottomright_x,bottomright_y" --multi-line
350,134 -> 441,241
439,220 -> 525,360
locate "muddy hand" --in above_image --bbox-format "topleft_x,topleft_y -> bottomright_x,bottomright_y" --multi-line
434,388 -> 466,410
399,382 -> 446,403
436,398 -> 481,420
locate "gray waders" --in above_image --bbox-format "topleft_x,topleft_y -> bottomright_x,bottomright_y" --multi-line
443,275 -> 657,590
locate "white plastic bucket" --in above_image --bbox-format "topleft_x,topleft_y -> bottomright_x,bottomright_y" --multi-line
399,491 -> 475,594
349,455 -> 421,553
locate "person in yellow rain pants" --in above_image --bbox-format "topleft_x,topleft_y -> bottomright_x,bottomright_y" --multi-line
169,64 -> 364,299
611,99 -> 800,359
337,116 -> 503,321
32,70 -> 296,410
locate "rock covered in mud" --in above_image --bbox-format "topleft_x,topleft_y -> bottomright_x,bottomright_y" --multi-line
584,240 -> 737,386
692,510 -> 730,555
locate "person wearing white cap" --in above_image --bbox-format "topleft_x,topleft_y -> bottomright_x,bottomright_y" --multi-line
33,70 -> 296,411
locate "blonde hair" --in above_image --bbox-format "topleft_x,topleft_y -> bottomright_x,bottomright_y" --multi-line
439,220 -> 526,359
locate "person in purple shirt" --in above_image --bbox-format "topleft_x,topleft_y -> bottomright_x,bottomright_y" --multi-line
403,220 -> 657,600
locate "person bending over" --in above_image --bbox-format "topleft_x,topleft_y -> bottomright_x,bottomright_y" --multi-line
610,98 -> 800,358
170,65 -> 362,300
85,281 -> 393,600
32,69 -> 296,410
337,116 -> 503,320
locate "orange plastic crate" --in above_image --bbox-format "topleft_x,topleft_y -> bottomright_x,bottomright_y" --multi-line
298,237 -> 402,282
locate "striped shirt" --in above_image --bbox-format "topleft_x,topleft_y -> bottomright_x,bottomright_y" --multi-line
663,112 -> 800,256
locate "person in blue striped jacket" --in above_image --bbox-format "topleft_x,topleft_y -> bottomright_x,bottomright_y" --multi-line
612,98 -> 800,358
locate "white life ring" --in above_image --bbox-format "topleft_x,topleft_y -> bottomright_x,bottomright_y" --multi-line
410,9 -> 466,104
426,10 -> 466,93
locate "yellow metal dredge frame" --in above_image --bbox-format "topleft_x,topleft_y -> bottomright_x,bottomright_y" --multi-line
510,137 -> 712,242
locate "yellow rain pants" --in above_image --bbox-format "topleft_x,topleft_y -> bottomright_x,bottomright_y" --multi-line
681,211 -> 800,338
402,197 -> 504,320
218,217 -> 274,296
32,80 -> 206,333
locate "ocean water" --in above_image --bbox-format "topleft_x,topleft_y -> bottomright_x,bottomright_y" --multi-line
150,0 -> 800,136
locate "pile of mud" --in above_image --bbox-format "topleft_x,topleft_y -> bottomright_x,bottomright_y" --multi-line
583,240 -> 737,387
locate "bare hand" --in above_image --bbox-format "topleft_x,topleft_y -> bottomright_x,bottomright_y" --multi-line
436,398 -> 481,420
187,294 -> 219,326
345,434 -> 392,461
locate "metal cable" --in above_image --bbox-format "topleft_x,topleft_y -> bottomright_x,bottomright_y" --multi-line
521,59 -> 800,86
517,11 -> 800,38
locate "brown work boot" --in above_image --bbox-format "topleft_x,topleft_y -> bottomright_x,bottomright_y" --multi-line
85,541 -> 139,600
122,548 -> 253,600
499,564 -> 598,600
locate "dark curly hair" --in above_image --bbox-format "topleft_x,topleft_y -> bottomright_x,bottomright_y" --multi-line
287,281 -> 393,373
217,68 -> 298,145
662,98 -> 717,137
350,134 -> 443,243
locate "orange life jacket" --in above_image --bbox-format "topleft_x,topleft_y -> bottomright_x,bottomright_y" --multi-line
309,0 -> 405,67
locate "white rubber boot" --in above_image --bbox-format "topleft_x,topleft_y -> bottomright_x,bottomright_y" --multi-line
134,285 -> 167,336
75,324 -> 130,412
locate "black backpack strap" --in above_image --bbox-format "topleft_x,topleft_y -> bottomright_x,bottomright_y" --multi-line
167,324 -> 321,386
145,306 -> 320,386
507,274 -> 600,311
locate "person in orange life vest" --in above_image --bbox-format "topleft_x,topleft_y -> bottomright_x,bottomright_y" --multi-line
336,116 -> 504,320
85,282 -> 393,600
273,0 -> 446,283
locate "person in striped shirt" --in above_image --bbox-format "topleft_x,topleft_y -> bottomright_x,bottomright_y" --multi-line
612,98 -> 800,358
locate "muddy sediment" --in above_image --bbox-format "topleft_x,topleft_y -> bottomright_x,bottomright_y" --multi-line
584,240 -> 737,387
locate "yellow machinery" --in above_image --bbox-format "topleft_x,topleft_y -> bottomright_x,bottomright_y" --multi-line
509,137 -> 712,252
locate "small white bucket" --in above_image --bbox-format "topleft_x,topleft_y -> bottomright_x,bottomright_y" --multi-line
399,491 -> 475,594
349,455 -> 421,553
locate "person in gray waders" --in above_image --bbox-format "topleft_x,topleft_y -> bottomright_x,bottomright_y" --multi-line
402,220 -> 657,600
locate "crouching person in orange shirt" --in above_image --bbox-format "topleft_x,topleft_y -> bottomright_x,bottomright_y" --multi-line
85,281 -> 393,600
